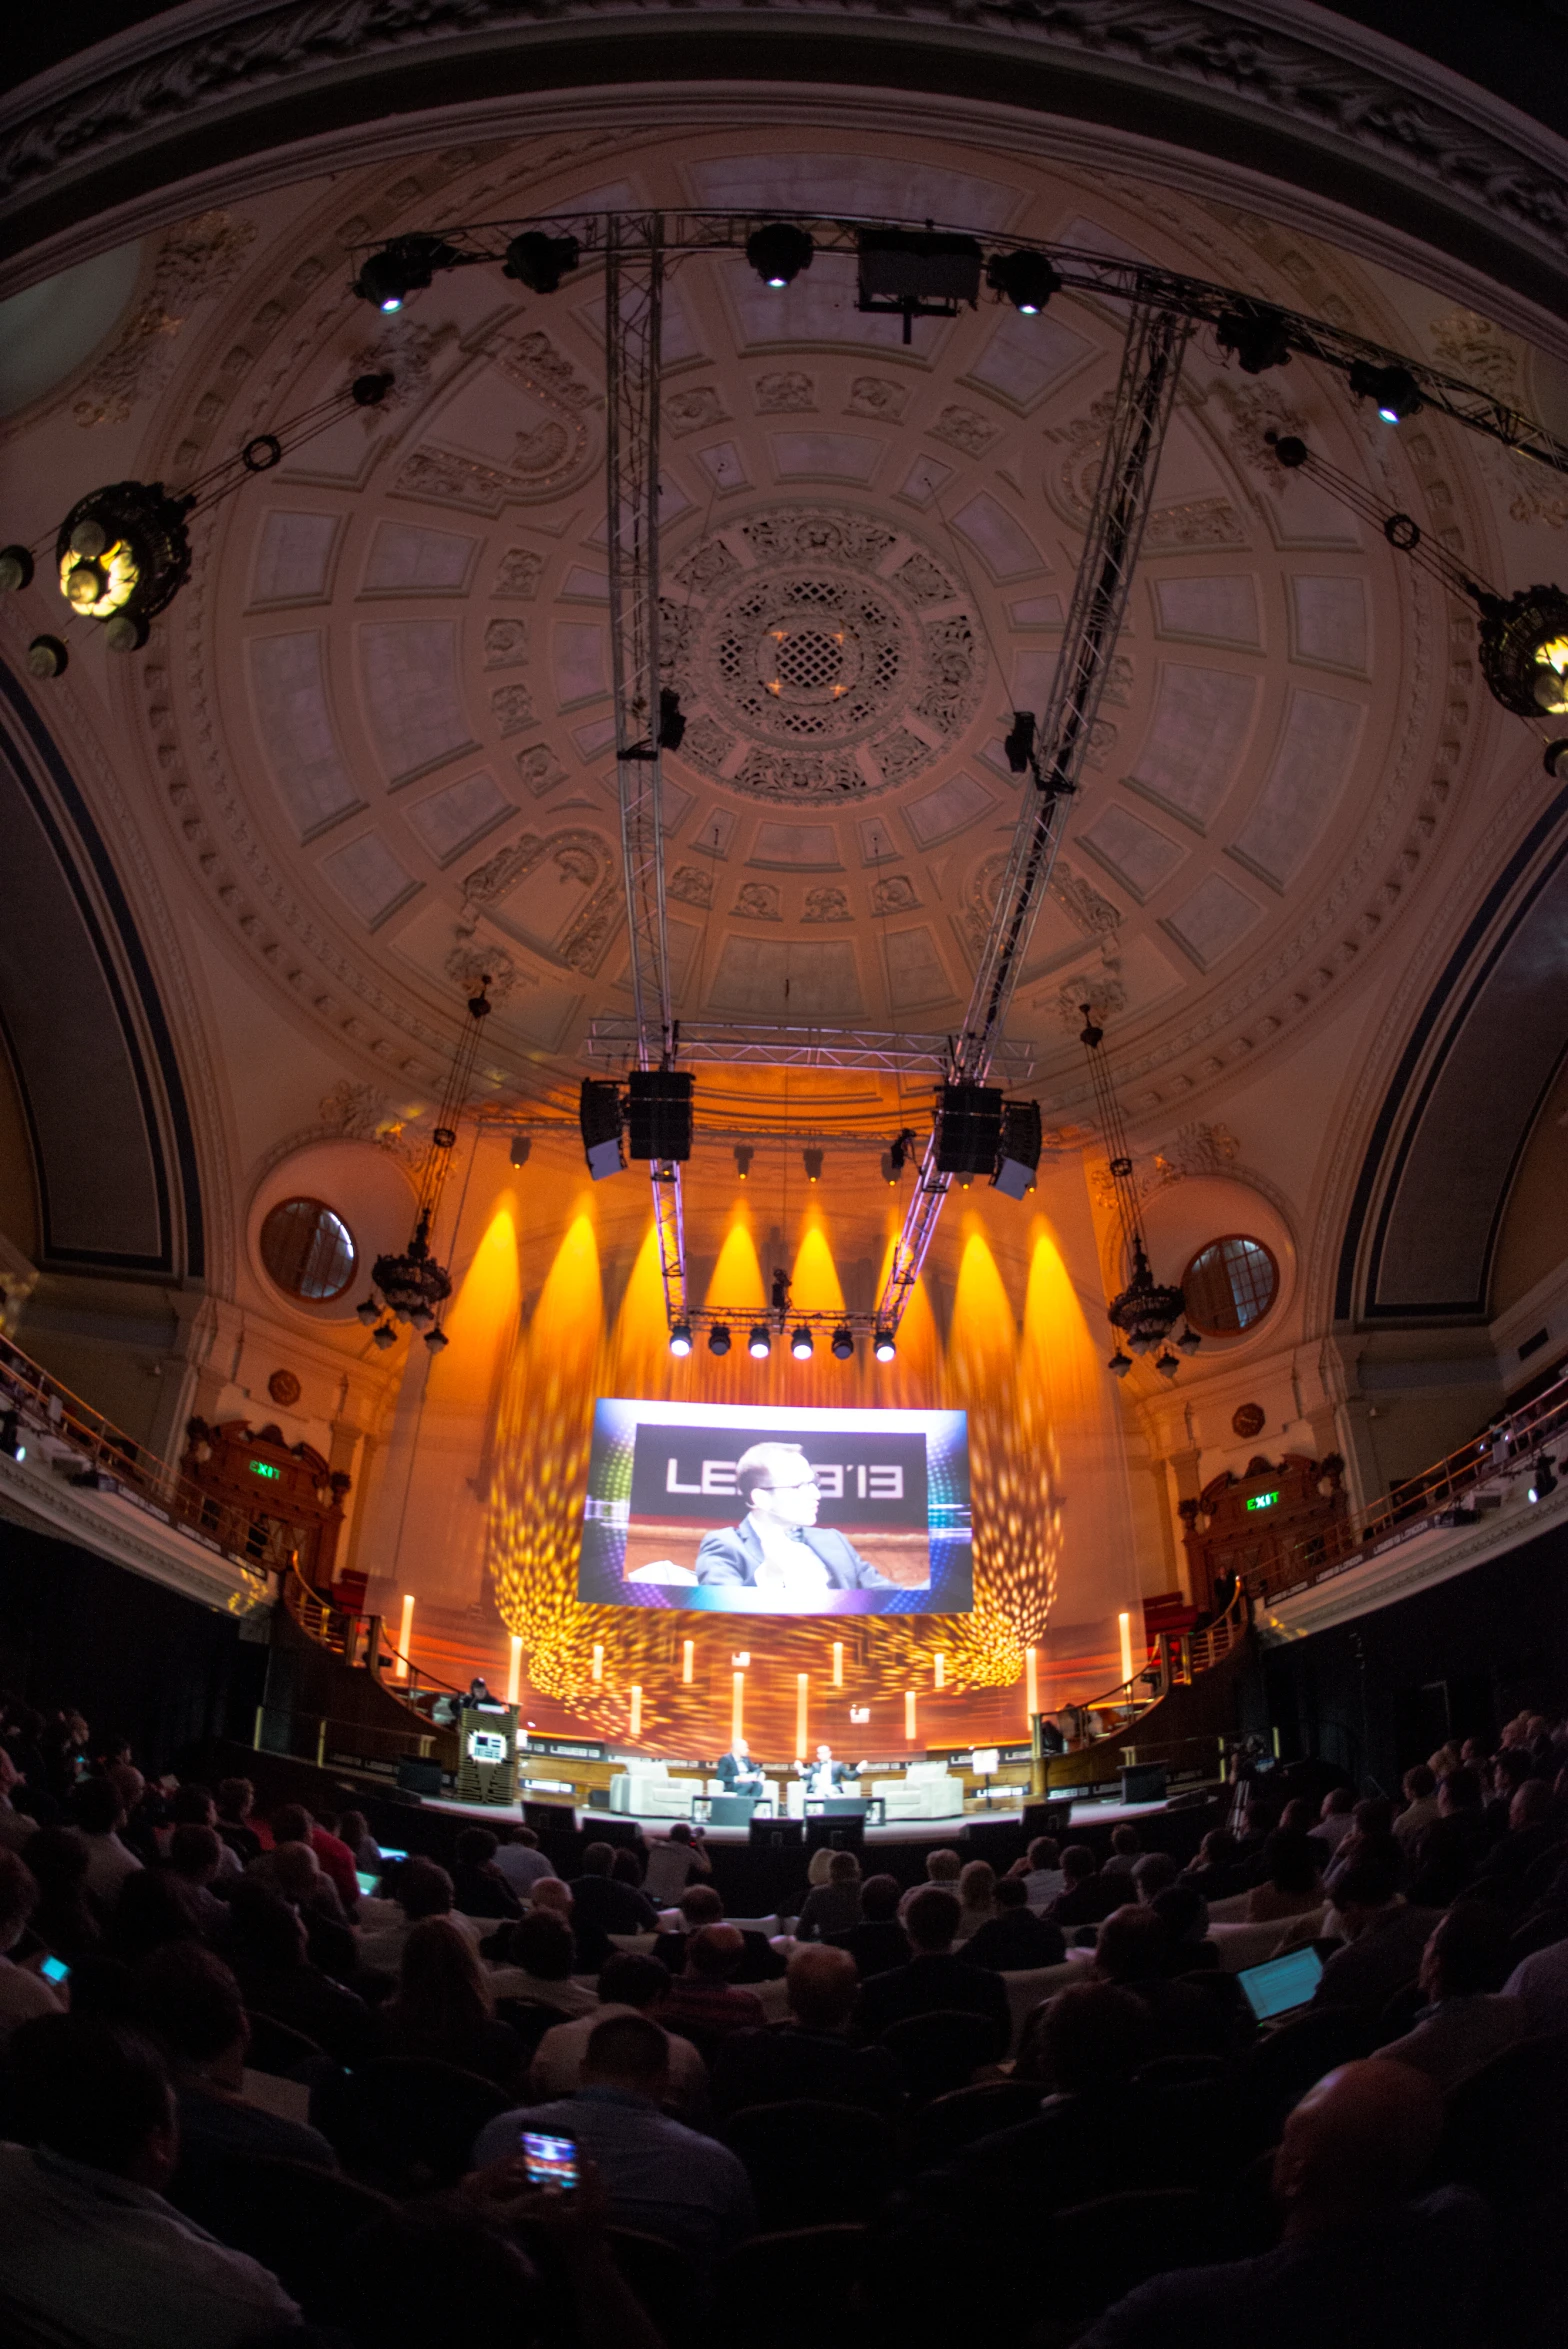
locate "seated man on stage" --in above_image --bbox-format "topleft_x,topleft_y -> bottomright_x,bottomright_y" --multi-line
796,1743 -> 866,1802
694,1442 -> 895,1598
715,1738 -> 766,1799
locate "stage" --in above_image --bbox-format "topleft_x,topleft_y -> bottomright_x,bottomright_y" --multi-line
411,1789 -> 1200,1840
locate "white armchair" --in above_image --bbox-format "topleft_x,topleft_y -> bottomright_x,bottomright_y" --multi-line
872,1760 -> 964,1820
607,1761 -> 700,1819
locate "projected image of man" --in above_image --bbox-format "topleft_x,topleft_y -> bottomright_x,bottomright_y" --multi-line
695,1442 -> 894,1598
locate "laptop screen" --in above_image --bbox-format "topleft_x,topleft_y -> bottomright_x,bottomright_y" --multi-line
1238,1944 -> 1324,2022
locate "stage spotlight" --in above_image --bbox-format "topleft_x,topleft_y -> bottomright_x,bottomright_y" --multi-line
353,234 -> 460,312
625,1069 -> 693,1162
831,1325 -> 855,1361
503,230 -> 580,293
1529,1455 -> 1557,1503
657,688 -> 686,752
27,635 -> 68,679
1348,359 -> 1423,423
873,1328 -> 897,1363
986,248 -> 1060,315
1107,1348 -> 1133,1378
993,1099 -> 1042,1200
803,1147 -> 823,1183
1003,709 -> 1037,775
746,222 -> 814,289
791,1326 -> 814,1361
708,1324 -> 732,1357
935,1082 -> 1003,1174
669,1322 -> 693,1358
748,1325 -> 772,1360
1215,302 -> 1292,375
0,546 -> 34,593
579,1076 -> 625,1179
509,1136 -> 531,1168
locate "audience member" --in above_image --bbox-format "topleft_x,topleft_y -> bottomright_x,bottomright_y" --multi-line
358,1855 -> 468,1972
1312,1850 -> 1442,2011
713,1944 -> 901,2116
472,2011 -> 756,2262
254,1841 -> 358,1983
104,1866 -> 204,1966
1016,1834 -> 1065,1912
0,1748 -> 37,1852
795,1847 -> 863,1940
22,1823 -> 102,1963
963,1873 -> 1067,1972
953,1858 -> 997,1941
652,1881 -> 783,1982
1501,1918 -> 1568,2037
488,1911 -> 599,2015
337,1809 -> 381,1874
0,2013 -> 302,2347
1372,1904 -> 1524,2091
271,1802 -> 358,1913
1245,1830 -> 1324,1921
491,1823 -> 555,1898
569,1841 -> 658,1969
0,1849 -> 65,2049
1408,1765 -> 1488,1905
225,1879 -> 379,2068
1076,2061 -> 1489,2349
829,1871 -> 911,1977
167,1825 -> 232,1941
853,1885 -> 1010,2042
451,1827 -> 524,1920
1048,1843 -> 1120,1928
1470,1778 -> 1562,1903
528,1951 -> 708,2112
1150,1881 -> 1219,1970
1092,1905 -> 1232,2057
1181,1827 -> 1247,1901
899,1847 -> 962,1918
213,1778 -> 264,1866
72,1775 -> 144,1913
133,1940 -> 337,2168
525,1876 -> 575,1928
379,1915 -> 523,2088
1307,1785 -> 1355,1857
1130,1851 -> 1178,1903
642,1820 -> 712,1905
655,1924 -> 767,2045
1392,1764 -> 1440,1849
1102,1823 -> 1141,1880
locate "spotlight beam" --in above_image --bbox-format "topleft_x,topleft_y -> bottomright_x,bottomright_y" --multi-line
873,300 -> 1190,1337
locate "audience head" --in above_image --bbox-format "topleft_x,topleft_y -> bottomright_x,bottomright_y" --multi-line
1351,1796 -> 1395,1842
1438,1764 -> 1483,1814
454,1827 -> 499,1868
1060,1844 -> 1097,1885
596,1952 -> 670,2011
685,1923 -> 744,1980
678,1882 -> 724,1928
957,1859 -> 995,1910
787,1943 -> 858,2033
1402,1763 -> 1436,1803
506,1824 -> 539,1851
1094,1903 -> 1169,1985
396,1915 -> 492,2030
338,1809 -> 370,1850
1194,1827 -> 1236,1870
215,1777 -> 254,1825
668,1822 -> 694,1846
1026,1836 -> 1060,1872
167,1784 -> 216,1828
271,1802 -> 315,1847
1110,1824 -> 1141,1857
1273,2061 -> 1442,2230
528,1878 -> 572,1923
1279,1798 -> 1316,1835
225,1881 -> 307,1969
1328,1847 -> 1400,1928
924,1848 -> 962,1886
904,1886 -> 961,1954
1023,1980 -> 1155,2095
168,1824 -> 221,1885
1242,1798 -> 1276,1840
827,1849 -> 861,1886
993,1875 -> 1029,1913
1263,1829 -> 1321,1896
1131,1852 -> 1178,1902
135,1941 -> 248,2070
610,1850 -> 644,1887
1321,1785 -> 1355,1820
396,1857 -> 454,1921
73,1777 -> 125,1837
106,1869 -> 200,1964
860,1873 -> 902,1923
0,1848 -> 38,1953
1510,1779 -> 1554,1832
8,2014 -> 176,2185
507,1911 -> 575,1981
22,1825 -> 90,1903
107,1763 -> 145,1815
582,2011 -> 669,2100
1419,1902 -> 1512,2002
264,1841 -> 323,1907
1150,1882 -> 1209,1947
580,1841 -> 614,1877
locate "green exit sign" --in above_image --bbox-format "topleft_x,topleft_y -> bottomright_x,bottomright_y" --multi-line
1246,1490 -> 1279,1512
249,1459 -> 282,1481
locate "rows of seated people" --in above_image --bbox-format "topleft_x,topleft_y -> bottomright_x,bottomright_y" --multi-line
1,1684 -> 1567,2348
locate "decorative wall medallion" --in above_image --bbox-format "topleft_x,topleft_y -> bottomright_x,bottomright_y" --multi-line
803,885 -> 852,921
268,1368 -> 302,1407
1232,1401 -> 1267,1439
755,372 -> 815,412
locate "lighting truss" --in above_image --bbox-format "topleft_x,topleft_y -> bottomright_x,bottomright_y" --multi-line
582,1017 -> 1038,1081
603,211 -> 686,1330
872,302 -> 1191,1334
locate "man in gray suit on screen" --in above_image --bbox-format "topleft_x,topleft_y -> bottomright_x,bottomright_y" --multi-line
693,1441 -> 897,1599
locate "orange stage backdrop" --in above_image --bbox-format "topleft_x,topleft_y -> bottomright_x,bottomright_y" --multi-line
358,1129 -> 1144,1758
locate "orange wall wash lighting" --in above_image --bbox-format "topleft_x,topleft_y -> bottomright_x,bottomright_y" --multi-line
832,1642 -> 844,1689
395,1594 -> 415,1682
1118,1610 -> 1134,1686
1025,1645 -> 1040,1727
506,1635 -> 523,1707
630,1685 -> 642,1738
795,1673 -> 809,1760
905,1690 -> 918,1741
682,1640 -> 695,1686
731,1670 -> 745,1747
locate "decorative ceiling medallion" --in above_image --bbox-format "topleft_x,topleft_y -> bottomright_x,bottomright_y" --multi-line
665,506 -> 982,800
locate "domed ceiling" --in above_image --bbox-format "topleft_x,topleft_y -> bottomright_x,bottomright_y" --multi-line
42,129 -> 1526,1124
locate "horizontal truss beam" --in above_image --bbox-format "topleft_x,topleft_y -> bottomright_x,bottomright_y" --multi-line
582,1017 -> 1037,1080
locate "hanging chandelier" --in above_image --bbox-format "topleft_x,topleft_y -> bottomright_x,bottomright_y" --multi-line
1079,1007 -> 1200,1381
356,980 -> 493,1354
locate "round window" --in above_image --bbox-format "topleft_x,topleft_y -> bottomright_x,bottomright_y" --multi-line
1181,1235 -> 1278,1337
259,1197 -> 357,1303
